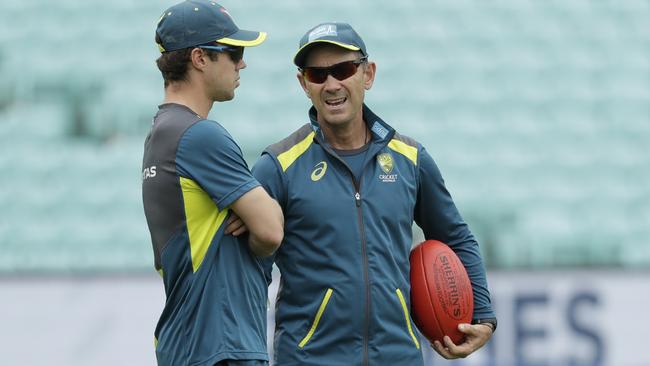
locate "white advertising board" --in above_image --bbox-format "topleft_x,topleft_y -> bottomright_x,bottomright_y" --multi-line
266,270 -> 649,366
413,271 -> 649,366
0,271 -> 648,366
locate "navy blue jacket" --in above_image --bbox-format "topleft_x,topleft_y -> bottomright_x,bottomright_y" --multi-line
253,105 -> 495,366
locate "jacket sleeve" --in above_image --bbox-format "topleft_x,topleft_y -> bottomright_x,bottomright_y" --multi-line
414,147 -> 496,320
251,153 -> 287,208
251,152 -> 286,285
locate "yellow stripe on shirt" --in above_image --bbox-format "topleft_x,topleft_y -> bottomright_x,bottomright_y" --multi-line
180,177 -> 229,272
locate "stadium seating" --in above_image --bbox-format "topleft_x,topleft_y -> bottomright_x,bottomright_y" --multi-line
0,0 -> 648,271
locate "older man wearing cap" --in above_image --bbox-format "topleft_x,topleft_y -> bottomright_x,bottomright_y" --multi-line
142,1 -> 284,365
251,22 -> 497,365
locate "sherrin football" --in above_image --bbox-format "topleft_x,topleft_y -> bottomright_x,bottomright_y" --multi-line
409,240 -> 473,344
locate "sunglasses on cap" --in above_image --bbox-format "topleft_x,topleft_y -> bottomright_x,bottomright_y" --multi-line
197,43 -> 244,64
300,57 -> 368,84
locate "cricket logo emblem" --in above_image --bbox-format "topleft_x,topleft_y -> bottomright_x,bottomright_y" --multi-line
378,153 -> 393,173
377,153 -> 398,182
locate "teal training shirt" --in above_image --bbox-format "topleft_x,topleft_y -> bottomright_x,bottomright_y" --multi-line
142,104 -> 268,366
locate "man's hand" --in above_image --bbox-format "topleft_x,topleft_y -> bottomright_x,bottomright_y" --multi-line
224,212 -> 248,236
431,323 -> 493,359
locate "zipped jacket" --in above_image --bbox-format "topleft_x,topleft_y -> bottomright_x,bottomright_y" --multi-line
252,105 -> 495,366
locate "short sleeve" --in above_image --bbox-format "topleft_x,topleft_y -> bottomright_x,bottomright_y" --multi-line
176,120 -> 260,211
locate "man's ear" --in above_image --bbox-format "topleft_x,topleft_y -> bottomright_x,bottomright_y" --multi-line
297,72 -> 311,98
190,48 -> 208,70
363,61 -> 376,90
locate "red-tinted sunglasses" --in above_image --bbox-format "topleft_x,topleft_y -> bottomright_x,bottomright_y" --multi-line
300,57 -> 368,84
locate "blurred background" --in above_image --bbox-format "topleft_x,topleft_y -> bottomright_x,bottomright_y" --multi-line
0,0 -> 648,365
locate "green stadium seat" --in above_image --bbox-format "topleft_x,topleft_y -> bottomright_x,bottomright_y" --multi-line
1,0 -> 648,271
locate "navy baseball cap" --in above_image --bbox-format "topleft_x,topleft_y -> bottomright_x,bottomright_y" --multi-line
156,0 -> 266,53
293,22 -> 367,67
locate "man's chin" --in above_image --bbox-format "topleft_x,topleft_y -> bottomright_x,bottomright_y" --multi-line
215,93 -> 235,102
321,115 -> 351,127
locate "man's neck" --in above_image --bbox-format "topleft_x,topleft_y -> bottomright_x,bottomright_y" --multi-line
163,82 -> 213,118
320,118 -> 369,150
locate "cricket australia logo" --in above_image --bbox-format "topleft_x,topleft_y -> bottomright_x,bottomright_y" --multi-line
377,153 -> 398,183
311,161 -> 327,181
308,24 -> 337,42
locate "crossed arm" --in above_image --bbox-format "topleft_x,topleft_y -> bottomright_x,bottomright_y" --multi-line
227,186 -> 284,257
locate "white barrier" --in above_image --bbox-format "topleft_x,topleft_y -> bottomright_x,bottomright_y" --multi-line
415,271 -> 650,366
269,270 -> 650,366
0,271 -> 647,366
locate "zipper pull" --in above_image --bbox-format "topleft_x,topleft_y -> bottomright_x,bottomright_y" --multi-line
355,192 -> 361,207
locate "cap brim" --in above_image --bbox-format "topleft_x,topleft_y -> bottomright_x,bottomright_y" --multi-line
293,40 -> 361,66
217,29 -> 267,47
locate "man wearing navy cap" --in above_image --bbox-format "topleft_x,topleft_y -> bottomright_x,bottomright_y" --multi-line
252,22 -> 497,364
142,1 -> 283,365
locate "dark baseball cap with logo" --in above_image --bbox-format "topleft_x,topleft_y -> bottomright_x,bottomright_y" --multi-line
293,22 -> 367,67
156,0 -> 266,53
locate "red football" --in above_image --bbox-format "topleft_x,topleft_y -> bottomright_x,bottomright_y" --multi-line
409,240 -> 473,344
